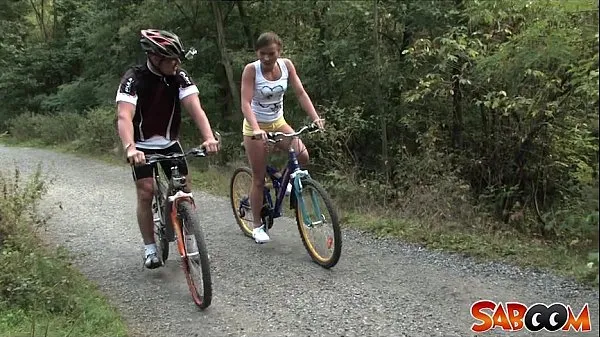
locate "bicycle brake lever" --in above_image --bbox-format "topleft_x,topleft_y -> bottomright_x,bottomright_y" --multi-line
190,148 -> 206,157
213,130 -> 222,143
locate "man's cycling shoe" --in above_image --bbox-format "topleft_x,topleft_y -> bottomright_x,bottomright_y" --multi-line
144,252 -> 162,269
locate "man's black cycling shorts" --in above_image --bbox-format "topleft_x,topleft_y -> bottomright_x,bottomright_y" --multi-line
131,141 -> 189,182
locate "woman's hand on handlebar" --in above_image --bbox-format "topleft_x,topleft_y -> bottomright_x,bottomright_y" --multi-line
313,118 -> 325,130
252,129 -> 267,141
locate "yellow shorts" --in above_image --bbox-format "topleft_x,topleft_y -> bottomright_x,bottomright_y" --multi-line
242,115 -> 287,137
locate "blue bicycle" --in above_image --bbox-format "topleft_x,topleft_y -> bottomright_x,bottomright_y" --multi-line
229,123 -> 342,268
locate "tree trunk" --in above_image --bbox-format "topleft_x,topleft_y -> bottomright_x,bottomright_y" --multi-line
451,0 -> 465,149
312,2 -> 330,98
236,0 -> 254,51
52,1 -> 57,37
373,0 -> 390,187
451,75 -> 463,149
211,0 -> 240,121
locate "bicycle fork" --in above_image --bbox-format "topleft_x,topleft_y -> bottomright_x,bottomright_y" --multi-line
287,147 -> 324,228
168,191 -> 198,259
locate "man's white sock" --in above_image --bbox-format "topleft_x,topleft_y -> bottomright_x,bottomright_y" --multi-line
145,243 -> 157,257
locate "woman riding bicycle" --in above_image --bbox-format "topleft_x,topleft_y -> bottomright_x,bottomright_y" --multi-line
240,31 -> 324,244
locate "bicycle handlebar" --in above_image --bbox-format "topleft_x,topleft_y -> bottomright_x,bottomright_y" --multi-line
144,147 -> 208,165
127,130 -> 221,166
251,122 -> 322,143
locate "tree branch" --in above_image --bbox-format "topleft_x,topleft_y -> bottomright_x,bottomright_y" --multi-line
29,0 -> 48,41
173,1 -> 194,29
378,31 -> 402,55
223,2 -> 236,24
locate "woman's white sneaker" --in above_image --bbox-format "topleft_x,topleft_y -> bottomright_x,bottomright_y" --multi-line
252,225 -> 270,243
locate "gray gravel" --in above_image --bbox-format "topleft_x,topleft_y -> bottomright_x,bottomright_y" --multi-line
1,144 -> 598,337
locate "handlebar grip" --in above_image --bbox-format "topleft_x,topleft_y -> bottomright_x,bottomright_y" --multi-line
308,122 -> 320,131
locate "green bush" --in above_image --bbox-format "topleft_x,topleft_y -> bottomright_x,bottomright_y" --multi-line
7,107 -> 121,153
41,79 -> 102,114
7,112 -> 83,145
0,167 -> 65,313
74,106 -> 120,153
6,113 -> 46,143
0,167 -> 128,336
0,167 -> 46,250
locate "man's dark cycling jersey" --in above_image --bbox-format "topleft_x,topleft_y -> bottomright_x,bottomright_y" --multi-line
115,63 -> 199,145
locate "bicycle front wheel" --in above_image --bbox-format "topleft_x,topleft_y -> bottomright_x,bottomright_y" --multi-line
294,178 -> 342,269
153,174 -> 170,263
178,200 -> 212,309
152,199 -> 169,264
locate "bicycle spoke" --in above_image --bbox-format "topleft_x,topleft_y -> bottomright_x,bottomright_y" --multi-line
229,167 -> 255,237
295,178 -> 342,269
177,201 -> 212,309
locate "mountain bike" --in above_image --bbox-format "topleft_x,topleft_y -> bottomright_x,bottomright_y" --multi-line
229,123 -> 342,268
144,142 -> 216,309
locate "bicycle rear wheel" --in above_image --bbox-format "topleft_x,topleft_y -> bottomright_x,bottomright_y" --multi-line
294,177 -> 342,269
177,200 -> 212,309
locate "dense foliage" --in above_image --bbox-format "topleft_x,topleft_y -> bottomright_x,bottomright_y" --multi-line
1,0 -> 597,250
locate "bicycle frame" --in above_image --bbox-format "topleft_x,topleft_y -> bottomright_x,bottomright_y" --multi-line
264,148 -> 300,219
261,126 -> 324,228
149,154 -> 198,258
168,169 -> 196,259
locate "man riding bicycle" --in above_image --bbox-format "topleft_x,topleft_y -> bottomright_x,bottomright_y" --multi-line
115,29 -> 220,269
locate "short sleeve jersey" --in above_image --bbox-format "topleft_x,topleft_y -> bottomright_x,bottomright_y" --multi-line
115,63 -> 199,148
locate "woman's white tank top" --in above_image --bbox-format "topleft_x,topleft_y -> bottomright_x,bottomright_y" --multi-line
251,58 -> 289,123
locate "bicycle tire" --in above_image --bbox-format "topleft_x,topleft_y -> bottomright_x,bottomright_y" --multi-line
229,166 -> 254,237
177,200 -> 212,309
156,166 -> 175,243
294,177 -> 342,269
153,187 -> 169,263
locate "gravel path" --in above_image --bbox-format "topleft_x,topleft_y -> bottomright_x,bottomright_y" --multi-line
1,144 -> 598,337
